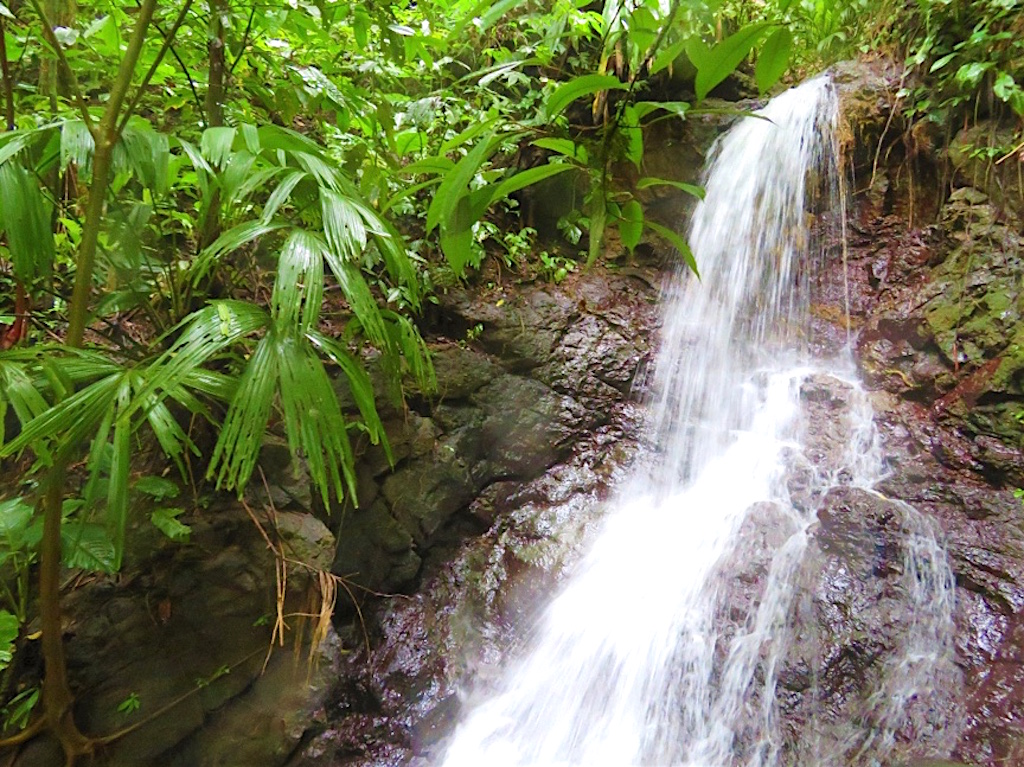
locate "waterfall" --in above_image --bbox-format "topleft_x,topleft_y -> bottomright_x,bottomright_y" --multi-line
439,76 -> 957,767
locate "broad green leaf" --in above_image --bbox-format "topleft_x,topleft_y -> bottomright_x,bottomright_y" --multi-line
633,101 -> 691,121
0,162 -> 54,283
532,138 -> 588,164
0,497 -> 32,539
637,176 -> 705,199
646,219 -> 699,277
134,476 -> 180,501
209,335 -> 278,496
477,0 -> 527,33
193,221 -> 287,284
692,23 -> 773,101
352,7 -> 369,48
0,611 -> 19,670
402,157 -> 455,176
273,229 -> 325,332
929,52 -> 957,73
60,120 -> 94,173
619,199 -> 644,252
955,61 -> 993,88
439,195 -> 478,275
650,36 -> 689,76
150,508 -> 190,541
755,28 -> 792,94
438,117 -> 501,154
62,522 -> 117,573
382,177 -> 442,213
262,170 -> 308,223
426,133 -> 498,233
321,189 -> 369,261
621,104 -> 643,168
487,163 -> 576,203
200,126 -> 237,168
544,74 -> 629,120
106,379 -> 132,569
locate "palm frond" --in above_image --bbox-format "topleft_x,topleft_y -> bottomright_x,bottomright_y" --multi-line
0,161 -> 55,283
115,118 -> 171,197
274,228 -> 325,333
207,331 -> 278,495
200,126 -> 237,169
60,119 -> 94,175
106,377 -> 132,569
307,329 -> 389,457
192,220 -> 286,284
320,188 -> 369,261
321,250 -> 388,348
0,358 -> 52,444
261,169 -> 308,223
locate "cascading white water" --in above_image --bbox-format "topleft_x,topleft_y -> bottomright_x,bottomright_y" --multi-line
439,76 -> 956,767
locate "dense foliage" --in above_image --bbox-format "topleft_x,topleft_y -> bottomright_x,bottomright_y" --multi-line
0,0 -> 1018,761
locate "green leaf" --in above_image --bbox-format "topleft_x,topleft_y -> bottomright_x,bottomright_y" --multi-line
320,189 -> 369,261
0,162 -> 55,283
487,163 -> 576,203
0,610 -> 19,670
0,497 -> 32,541
352,7 -> 369,48
150,508 -> 191,541
439,117 -> 502,155
621,104 -> 643,168
955,61 -> 993,88
273,229 -> 325,332
60,120 -> 94,173
544,74 -> 628,120
200,126 -> 237,168
439,196 -> 478,275
134,476 -> 180,501
106,379 -> 132,570
692,23 -> 773,101
532,138 -> 588,164
619,199 -> 644,252
637,177 -> 705,199
193,221 -> 287,284
62,522 -> 117,573
425,133 -> 498,234
929,52 -> 957,73
646,219 -> 699,277
477,0 -> 527,33
650,36 -> 689,76
633,101 -> 691,121
262,170 -> 308,223
755,27 -> 792,94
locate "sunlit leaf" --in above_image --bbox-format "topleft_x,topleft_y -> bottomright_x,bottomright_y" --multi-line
691,23 -> 773,101
755,28 -> 793,94
544,74 -> 628,120
637,176 -> 705,199
646,219 -> 699,277
150,508 -> 190,541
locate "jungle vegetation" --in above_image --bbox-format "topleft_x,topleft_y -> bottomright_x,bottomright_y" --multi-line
0,0 -> 1019,762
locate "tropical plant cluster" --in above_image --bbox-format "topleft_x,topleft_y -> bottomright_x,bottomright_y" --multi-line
0,0 -> 1005,762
